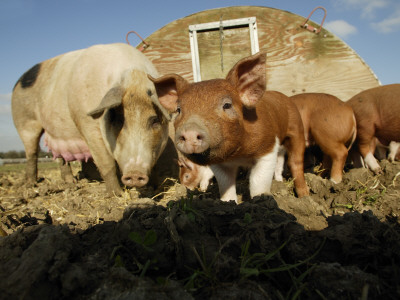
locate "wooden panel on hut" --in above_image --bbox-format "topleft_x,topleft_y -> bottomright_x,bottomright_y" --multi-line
138,6 -> 380,100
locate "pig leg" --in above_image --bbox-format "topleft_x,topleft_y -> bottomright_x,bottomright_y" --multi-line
17,123 -> 43,186
285,106 -> 309,197
314,131 -> 348,183
93,151 -> 121,195
82,136 -> 122,195
95,154 -> 122,196
199,166 -> 214,192
76,122 -> 123,195
274,146 -> 286,182
57,158 -> 75,183
388,141 -> 400,162
321,154 -> 332,178
324,145 -> 348,184
284,136 -> 309,197
359,138 -> 382,174
210,164 -> 238,203
249,140 -> 280,198
356,122 -> 382,173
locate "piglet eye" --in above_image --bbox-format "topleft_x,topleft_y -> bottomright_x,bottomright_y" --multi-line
223,102 -> 232,110
176,105 -> 181,114
220,97 -> 237,119
222,97 -> 233,110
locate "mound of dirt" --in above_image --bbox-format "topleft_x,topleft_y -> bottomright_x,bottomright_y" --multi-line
0,160 -> 400,299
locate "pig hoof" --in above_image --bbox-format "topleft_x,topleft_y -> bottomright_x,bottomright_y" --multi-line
25,181 -> 36,188
296,188 -> 310,197
199,183 -> 209,192
63,175 -> 76,184
108,187 -> 123,197
330,178 -> 342,184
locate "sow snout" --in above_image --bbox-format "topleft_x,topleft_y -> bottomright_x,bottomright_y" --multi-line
175,120 -> 210,155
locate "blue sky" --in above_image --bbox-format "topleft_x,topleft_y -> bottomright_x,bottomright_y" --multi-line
1,0 -> 399,151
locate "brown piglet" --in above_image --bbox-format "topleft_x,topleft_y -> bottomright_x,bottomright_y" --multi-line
283,93 -> 357,183
347,84 -> 400,174
150,52 -> 309,203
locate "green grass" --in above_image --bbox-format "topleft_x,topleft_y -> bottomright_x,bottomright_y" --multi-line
0,162 -> 59,173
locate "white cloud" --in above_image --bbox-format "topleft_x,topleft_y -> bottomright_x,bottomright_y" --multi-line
372,8 -> 400,33
325,20 -> 358,39
360,0 -> 390,19
334,0 -> 390,19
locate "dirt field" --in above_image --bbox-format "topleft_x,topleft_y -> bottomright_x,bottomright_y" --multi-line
0,157 -> 399,299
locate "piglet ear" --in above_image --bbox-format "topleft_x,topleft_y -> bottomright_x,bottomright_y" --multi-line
87,86 -> 124,119
226,52 -> 266,108
176,157 -> 192,170
149,74 -> 188,113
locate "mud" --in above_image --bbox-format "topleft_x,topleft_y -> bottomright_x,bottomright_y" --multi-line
0,159 -> 399,299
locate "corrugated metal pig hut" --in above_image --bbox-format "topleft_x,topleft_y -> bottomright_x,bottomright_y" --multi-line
133,6 -> 380,101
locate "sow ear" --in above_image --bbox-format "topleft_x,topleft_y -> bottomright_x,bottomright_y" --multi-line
87,86 -> 124,119
148,74 -> 188,113
226,52 -> 266,108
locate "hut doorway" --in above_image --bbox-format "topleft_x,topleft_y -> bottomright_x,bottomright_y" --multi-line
189,17 -> 260,82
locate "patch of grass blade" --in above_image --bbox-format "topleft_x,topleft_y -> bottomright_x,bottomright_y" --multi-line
240,236 -> 326,299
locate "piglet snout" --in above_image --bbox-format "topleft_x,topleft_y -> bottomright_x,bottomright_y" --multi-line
122,171 -> 149,187
176,126 -> 209,154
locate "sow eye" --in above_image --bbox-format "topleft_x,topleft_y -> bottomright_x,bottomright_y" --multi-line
148,115 -> 161,129
176,105 -> 181,114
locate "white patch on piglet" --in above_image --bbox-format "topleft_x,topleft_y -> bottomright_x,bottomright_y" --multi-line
210,164 -> 239,203
211,137 -> 280,203
274,145 -> 286,182
249,137 -> 280,198
199,165 -> 214,191
364,152 -> 381,172
388,141 -> 400,162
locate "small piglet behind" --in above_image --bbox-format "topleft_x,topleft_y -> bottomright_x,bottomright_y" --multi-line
150,52 -> 309,203
369,139 -> 400,162
177,156 -> 214,191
